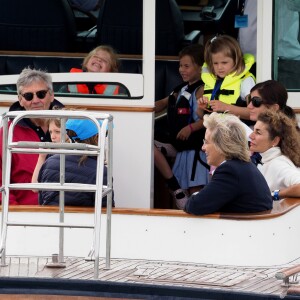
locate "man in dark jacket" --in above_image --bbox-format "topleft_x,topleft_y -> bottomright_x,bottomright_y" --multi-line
182,112 -> 273,215
0,68 -> 64,205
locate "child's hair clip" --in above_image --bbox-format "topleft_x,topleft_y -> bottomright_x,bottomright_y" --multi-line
210,36 -> 218,43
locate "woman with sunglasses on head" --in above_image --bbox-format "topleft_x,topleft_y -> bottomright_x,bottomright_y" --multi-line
0,68 -> 64,205
249,110 -> 300,199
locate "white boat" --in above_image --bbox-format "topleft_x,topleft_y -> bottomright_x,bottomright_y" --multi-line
0,199 -> 299,298
0,0 -> 300,298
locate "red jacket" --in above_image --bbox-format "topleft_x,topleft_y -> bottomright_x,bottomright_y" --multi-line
0,99 -> 64,205
69,68 -> 119,95
0,122 -> 40,205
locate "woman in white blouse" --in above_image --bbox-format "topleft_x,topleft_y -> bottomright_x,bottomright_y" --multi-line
249,110 -> 300,200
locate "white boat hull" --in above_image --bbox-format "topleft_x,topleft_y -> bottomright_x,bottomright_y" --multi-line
4,205 -> 300,267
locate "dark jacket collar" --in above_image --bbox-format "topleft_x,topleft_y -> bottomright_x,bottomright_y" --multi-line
9,98 -> 64,112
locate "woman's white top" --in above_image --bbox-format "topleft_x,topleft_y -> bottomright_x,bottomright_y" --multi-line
258,147 -> 300,191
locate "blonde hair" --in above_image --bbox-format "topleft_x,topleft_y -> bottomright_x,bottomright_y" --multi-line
47,118 -> 61,128
203,112 -> 250,162
204,35 -> 245,76
82,45 -> 120,72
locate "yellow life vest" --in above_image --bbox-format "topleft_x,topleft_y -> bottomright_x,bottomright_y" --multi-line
201,53 -> 256,105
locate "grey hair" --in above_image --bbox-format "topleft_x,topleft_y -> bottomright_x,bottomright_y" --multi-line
17,68 -> 53,95
203,112 -> 250,162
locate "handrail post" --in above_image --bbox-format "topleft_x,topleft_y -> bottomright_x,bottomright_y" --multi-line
0,111 -> 113,277
105,117 -> 113,270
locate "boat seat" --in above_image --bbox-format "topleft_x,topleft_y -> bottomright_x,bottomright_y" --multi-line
94,0 -> 201,55
7,198 -> 300,221
0,0 -> 79,52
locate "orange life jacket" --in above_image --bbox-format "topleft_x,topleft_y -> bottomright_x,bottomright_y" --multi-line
69,68 -> 119,95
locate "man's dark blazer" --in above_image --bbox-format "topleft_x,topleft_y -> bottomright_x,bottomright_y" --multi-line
184,159 -> 273,215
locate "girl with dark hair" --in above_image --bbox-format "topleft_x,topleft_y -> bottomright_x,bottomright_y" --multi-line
154,44 -> 209,208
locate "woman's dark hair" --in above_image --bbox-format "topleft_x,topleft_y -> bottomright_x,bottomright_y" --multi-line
250,80 -> 296,120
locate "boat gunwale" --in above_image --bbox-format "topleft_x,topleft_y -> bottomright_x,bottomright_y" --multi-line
5,197 -> 300,221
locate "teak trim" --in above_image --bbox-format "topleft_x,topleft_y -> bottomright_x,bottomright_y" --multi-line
4,198 -> 300,221
0,102 -> 154,113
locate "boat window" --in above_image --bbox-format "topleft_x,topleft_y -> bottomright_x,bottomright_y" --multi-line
55,82 -> 132,98
273,0 -> 300,91
0,82 -> 132,99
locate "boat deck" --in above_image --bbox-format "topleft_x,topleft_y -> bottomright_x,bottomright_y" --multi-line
0,256 -> 299,299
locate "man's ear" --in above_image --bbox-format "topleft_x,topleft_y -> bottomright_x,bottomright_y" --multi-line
49,90 -> 55,103
18,95 -> 24,107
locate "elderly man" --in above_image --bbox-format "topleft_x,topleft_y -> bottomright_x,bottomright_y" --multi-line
0,68 -> 63,205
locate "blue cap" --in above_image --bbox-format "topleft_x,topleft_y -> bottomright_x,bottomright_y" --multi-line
66,119 -> 102,141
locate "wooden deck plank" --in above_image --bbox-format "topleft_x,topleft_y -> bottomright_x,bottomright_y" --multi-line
9,257 -> 21,277
245,278 -> 278,293
97,260 -> 140,280
52,260 -> 94,279
0,256 -> 296,298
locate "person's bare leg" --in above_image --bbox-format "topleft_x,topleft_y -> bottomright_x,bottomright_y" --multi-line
154,146 -> 188,209
154,146 -> 173,179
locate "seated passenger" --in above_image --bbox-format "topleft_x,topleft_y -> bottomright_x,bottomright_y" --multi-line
197,35 -> 256,121
69,45 -> 121,95
38,118 -> 113,207
183,112 -> 272,215
154,44 -> 209,207
250,110 -> 300,199
247,80 -> 296,122
31,116 -> 69,191
0,68 -> 64,205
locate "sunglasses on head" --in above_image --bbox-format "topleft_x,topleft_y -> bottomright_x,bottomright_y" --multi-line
247,96 -> 264,108
21,89 -> 49,101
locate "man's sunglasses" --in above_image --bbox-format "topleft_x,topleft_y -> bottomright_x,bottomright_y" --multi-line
20,89 -> 49,101
247,96 -> 264,108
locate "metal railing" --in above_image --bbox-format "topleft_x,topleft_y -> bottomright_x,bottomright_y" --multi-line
0,110 -> 113,279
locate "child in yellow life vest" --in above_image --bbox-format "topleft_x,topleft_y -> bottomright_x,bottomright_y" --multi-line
198,35 -> 256,121
69,45 -> 121,95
